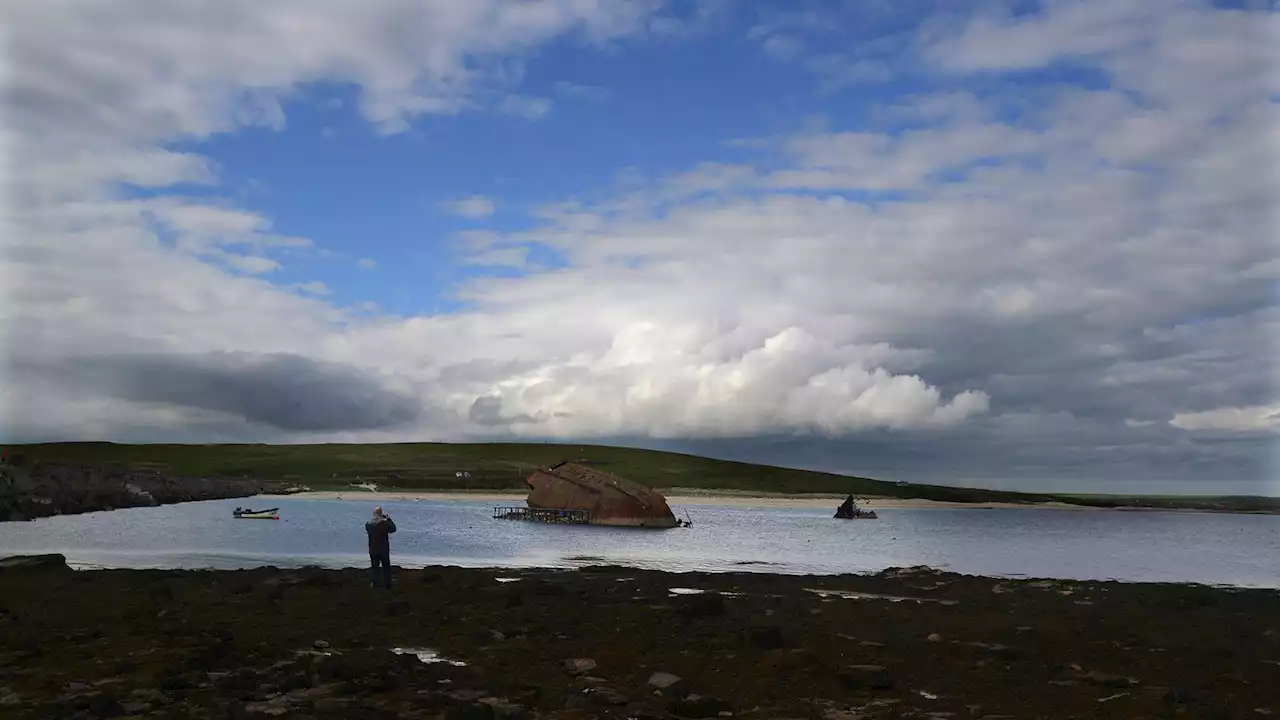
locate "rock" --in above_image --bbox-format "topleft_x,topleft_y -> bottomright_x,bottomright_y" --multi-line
648,672 -> 688,698
463,691 -> 522,712
837,665 -> 894,692
0,554 -> 70,573
671,695 -> 731,718
564,658 -> 597,676
313,640 -> 330,650
675,593 -> 726,619
86,692 -> 126,717
1160,688 -> 1195,704
121,699 -> 153,714
1083,670 -> 1137,688
585,688 -> 629,706
858,640 -> 885,649
927,633 -> 943,642
245,695 -> 293,716
747,625 -> 787,650
0,689 -> 19,706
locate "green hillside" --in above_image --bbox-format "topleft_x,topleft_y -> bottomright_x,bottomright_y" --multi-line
6,441 -> 1277,512
7,440 -> 1037,502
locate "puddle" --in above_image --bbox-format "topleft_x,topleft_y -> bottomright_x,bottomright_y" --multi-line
668,587 -> 742,597
804,589 -> 959,605
390,647 -> 467,666
916,690 -> 939,700
495,577 -> 521,583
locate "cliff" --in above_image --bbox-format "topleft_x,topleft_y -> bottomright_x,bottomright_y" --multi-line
0,456 -> 289,522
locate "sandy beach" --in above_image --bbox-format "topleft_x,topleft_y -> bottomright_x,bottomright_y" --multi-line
261,489 -> 1091,511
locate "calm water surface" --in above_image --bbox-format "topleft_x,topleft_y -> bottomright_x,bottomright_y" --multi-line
0,498 -> 1276,588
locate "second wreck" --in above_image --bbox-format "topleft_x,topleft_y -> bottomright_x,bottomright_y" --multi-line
494,461 -> 679,528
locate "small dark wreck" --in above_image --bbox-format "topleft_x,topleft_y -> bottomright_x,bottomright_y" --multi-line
495,461 -> 684,528
834,494 -> 878,519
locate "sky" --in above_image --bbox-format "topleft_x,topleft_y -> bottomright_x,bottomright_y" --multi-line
1,0 -> 1276,495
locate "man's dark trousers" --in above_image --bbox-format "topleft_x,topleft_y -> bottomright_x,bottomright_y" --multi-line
370,552 -> 392,588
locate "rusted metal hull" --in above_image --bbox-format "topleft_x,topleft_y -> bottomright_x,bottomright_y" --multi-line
519,462 -> 679,528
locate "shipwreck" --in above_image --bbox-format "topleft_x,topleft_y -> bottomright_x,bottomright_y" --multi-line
494,461 -> 680,528
834,494 -> 878,519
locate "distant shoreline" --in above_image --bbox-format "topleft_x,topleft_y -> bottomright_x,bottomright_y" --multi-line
257,488 -> 1280,513
261,489 -> 1099,511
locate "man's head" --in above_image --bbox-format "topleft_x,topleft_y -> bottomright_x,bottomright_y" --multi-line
373,506 -> 383,518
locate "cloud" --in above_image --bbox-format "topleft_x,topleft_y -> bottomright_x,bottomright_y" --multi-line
1170,405 -> 1280,435
1,0 -> 1275,490
294,282 -> 330,296
442,195 -> 497,219
357,258 -> 378,270
554,82 -> 611,101
40,352 -> 422,433
498,95 -> 553,119
463,246 -> 531,268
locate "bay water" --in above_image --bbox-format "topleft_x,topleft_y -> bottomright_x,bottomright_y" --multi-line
0,497 -> 1276,588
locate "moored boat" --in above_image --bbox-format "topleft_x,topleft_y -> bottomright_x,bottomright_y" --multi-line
233,507 -> 279,520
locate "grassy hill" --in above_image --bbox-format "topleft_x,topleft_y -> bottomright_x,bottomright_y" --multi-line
6,441 -> 1277,512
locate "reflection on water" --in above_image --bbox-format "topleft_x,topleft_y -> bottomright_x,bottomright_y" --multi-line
0,497 -> 1277,587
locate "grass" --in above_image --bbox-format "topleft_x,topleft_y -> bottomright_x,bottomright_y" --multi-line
6,441 -> 1277,512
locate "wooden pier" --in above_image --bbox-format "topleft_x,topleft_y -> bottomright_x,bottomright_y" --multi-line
493,506 -> 594,525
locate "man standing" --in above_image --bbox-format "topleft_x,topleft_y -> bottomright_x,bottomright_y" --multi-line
366,506 -> 397,588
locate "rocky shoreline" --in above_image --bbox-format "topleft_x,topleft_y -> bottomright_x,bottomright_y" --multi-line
1,556 -> 1276,719
0,458 -> 299,521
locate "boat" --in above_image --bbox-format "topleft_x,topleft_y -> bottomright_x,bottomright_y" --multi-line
233,506 -> 280,520
834,495 -> 877,519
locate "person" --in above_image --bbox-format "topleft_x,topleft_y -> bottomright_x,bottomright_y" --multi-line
366,506 -> 397,588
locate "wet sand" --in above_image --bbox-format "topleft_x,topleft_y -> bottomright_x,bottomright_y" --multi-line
1,557 -> 1276,719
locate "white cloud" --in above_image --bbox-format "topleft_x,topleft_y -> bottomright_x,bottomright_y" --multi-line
463,246 -> 531,269
294,282 -> 330,296
442,195 -> 497,219
1170,405 -> 1280,434
498,94 -> 553,119
357,258 -> 378,270
1,0 -> 1274,486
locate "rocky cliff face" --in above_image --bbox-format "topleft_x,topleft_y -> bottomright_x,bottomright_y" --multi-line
0,459 -> 282,521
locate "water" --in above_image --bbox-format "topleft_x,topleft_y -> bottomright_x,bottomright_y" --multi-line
0,497 -> 1277,588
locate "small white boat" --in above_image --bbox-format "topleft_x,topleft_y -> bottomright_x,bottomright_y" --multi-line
233,507 -> 279,520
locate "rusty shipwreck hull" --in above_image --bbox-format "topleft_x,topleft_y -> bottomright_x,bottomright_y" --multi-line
521,461 -> 678,528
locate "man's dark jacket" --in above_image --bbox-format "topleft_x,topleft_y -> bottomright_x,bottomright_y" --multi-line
366,515 -> 397,555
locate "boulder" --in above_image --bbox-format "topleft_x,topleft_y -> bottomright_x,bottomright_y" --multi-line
671,695 -> 731,718
564,658 -> 597,676
675,593 -> 726,619
836,665 -> 894,692
648,672 -> 688,698
0,554 -> 69,573
747,625 -> 788,650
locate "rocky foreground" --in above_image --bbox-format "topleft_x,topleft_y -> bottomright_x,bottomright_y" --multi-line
1,557 -> 1277,720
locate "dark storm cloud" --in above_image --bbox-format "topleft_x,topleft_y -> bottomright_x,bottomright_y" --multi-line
468,395 -> 537,427
55,351 -> 422,432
